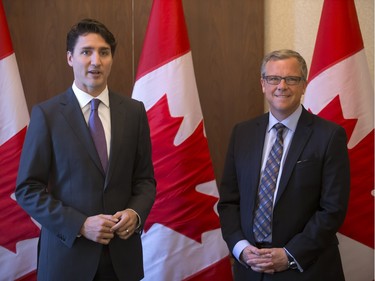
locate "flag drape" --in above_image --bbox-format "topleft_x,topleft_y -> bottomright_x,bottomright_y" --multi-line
303,0 -> 374,280
132,0 -> 233,280
0,2 -> 40,281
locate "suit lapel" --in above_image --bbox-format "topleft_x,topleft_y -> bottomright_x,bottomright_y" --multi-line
275,108 -> 313,204
242,114 -> 268,241
104,92 -> 125,187
59,89 -> 104,175
251,115 -> 268,195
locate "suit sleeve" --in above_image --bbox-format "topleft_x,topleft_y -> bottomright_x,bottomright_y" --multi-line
285,124 -> 350,270
15,105 -> 86,248
217,124 -> 247,251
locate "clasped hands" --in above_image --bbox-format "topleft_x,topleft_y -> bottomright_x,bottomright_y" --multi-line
80,209 -> 138,244
240,245 -> 289,274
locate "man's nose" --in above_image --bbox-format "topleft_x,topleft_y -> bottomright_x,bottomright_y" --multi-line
277,79 -> 288,90
91,52 -> 101,65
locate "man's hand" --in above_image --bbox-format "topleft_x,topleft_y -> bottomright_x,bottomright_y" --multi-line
266,248 -> 290,272
241,246 -> 289,274
80,214 -> 119,245
241,245 -> 274,273
111,209 -> 139,240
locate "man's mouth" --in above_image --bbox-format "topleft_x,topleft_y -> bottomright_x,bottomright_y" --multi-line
274,94 -> 290,98
88,70 -> 101,75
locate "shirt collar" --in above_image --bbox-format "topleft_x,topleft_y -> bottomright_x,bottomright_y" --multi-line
72,81 -> 110,109
268,105 -> 302,132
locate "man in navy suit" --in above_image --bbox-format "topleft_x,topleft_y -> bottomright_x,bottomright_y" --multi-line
218,49 -> 350,281
16,19 -> 156,281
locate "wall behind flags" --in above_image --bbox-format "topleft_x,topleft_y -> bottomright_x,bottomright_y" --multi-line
2,0 -> 373,181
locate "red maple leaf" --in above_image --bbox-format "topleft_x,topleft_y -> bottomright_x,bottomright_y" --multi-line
144,95 -> 220,242
312,95 -> 374,248
0,128 -> 40,253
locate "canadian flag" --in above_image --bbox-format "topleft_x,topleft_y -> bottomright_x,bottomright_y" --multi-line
132,0 -> 233,280
0,2 -> 40,281
303,0 -> 374,280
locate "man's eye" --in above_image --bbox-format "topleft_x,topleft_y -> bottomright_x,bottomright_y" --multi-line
100,50 -> 111,56
287,77 -> 298,82
269,77 -> 280,82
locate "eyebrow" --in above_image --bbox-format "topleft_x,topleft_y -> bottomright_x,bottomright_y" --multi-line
80,46 -> 111,51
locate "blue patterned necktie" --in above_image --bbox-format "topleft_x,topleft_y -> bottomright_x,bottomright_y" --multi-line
253,123 -> 285,243
88,99 -> 108,172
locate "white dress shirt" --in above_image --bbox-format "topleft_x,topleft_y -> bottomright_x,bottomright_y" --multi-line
72,82 -> 111,158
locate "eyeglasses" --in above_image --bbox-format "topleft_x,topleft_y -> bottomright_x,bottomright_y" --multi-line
263,76 -> 304,85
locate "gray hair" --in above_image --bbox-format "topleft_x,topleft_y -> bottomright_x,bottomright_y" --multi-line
261,49 -> 308,81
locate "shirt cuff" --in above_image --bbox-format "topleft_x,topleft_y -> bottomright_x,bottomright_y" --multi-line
233,240 -> 251,265
284,247 -> 304,272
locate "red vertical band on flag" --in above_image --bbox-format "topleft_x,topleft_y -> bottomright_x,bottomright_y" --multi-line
135,0 -> 190,80
308,0 -> 364,81
0,2 -> 13,59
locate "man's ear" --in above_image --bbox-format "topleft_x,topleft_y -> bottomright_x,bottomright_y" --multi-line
260,77 -> 266,93
67,51 -> 73,67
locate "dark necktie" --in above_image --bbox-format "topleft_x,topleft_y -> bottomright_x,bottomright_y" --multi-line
253,123 -> 285,243
88,99 -> 108,172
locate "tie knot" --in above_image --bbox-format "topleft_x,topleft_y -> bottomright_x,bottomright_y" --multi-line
273,123 -> 285,138
274,123 -> 285,132
91,99 -> 101,111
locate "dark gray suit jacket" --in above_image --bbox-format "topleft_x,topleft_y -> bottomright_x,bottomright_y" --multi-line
16,88 -> 156,281
218,107 -> 350,281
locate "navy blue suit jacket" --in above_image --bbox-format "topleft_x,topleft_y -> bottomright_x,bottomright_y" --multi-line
218,107 -> 350,281
16,88 -> 156,281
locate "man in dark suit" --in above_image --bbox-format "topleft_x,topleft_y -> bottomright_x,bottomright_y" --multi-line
218,49 -> 350,281
16,19 -> 156,281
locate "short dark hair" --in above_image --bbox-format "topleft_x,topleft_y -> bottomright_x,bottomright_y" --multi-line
66,18 -> 117,55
